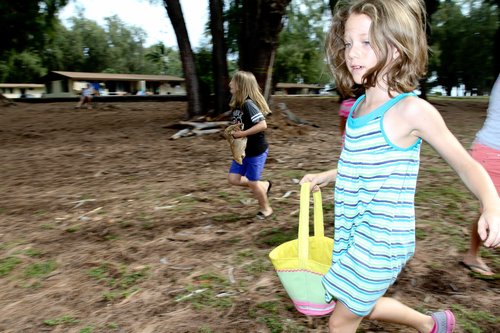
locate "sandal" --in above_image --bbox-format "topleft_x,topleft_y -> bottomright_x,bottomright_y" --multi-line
459,260 -> 494,276
430,310 -> 455,333
266,180 -> 272,194
256,211 -> 272,220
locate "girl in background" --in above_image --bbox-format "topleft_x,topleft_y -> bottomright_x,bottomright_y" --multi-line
228,71 -> 273,220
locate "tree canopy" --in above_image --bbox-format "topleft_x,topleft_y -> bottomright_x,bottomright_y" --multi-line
0,0 -> 498,100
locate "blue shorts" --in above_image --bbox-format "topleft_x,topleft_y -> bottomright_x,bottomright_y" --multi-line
229,149 -> 268,181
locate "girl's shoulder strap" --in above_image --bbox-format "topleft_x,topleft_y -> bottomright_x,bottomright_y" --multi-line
391,91 -> 416,103
378,92 -> 417,114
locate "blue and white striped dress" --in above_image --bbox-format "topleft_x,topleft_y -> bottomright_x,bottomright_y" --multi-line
322,92 -> 421,316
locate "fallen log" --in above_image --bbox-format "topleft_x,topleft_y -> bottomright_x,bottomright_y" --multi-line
276,102 -> 318,127
170,120 -> 230,140
178,120 -> 230,129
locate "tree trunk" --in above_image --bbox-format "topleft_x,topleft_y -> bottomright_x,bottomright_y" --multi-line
238,0 -> 291,98
329,0 -> 337,15
163,0 -> 203,119
209,0 -> 230,116
419,0 -> 440,100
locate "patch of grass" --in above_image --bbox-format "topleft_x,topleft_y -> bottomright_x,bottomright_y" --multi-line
451,304 -> 499,333
198,325 -> 213,333
24,248 -> 43,257
106,322 -> 119,329
33,210 -> 48,216
43,315 -> 80,326
177,272 -> 234,310
256,310 -> 306,333
258,316 -> 283,333
227,237 -> 242,244
235,249 -> 256,263
415,228 -> 427,240
24,260 -> 57,278
258,228 -> 297,247
138,214 -> 156,230
280,169 -> 305,180
256,301 -> 280,314
217,191 -> 230,199
65,226 -> 81,233
323,201 -> 334,213
118,220 -> 134,228
88,263 -> 149,301
252,300 -> 306,333
0,257 -> 21,277
194,273 -> 230,288
78,194 -> 94,201
88,264 -> 109,282
243,257 -> 272,276
212,213 -> 241,223
77,322 -> 119,332
104,234 -> 119,241
416,183 -> 471,206
164,194 -> 203,213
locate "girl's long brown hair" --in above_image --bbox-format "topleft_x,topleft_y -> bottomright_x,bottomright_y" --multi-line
327,0 -> 428,97
229,71 -> 271,116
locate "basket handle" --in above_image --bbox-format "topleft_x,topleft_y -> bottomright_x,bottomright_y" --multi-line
298,182 -> 325,262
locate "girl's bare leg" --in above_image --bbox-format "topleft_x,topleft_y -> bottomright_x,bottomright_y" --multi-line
365,297 -> 434,332
328,301 -> 363,333
228,174 -> 272,215
247,180 -> 272,216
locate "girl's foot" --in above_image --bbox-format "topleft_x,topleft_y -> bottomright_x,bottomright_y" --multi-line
256,209 -> 273,220
460,258 -> 494,276
430,310 -> 455,333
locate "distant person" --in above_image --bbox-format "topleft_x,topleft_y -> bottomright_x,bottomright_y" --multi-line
462,74 -> 500,276
75,83 -> 96,109
91,82 -> 101,96
300,1 -> 500,332
227,70 -> 273,220
338,85 -> 363,142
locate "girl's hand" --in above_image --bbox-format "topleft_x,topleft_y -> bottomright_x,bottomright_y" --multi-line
478,206 -> 500,248
232,130 -> 244,139
299,169 -> 337,192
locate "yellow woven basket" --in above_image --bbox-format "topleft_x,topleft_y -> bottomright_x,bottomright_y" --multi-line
269,182 -> 335,316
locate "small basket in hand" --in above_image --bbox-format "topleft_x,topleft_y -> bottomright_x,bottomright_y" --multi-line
268,182 -> 335,316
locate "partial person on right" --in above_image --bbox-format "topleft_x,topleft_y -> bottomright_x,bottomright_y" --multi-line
462,74 -> 500,276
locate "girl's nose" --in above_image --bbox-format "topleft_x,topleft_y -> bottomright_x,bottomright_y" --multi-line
347,45 -> 359,59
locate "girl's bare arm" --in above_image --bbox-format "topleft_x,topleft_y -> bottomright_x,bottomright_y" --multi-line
406,99 -> 500,247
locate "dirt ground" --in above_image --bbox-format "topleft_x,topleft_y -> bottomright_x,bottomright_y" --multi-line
0,96 -> 498,333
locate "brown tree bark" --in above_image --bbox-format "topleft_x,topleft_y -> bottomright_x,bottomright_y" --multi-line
163,0 -> 204,119
209,0 -> 230,116
238,0 -> 291,100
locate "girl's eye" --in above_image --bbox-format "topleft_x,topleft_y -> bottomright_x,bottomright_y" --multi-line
344,42 -> 352,48
362,41 -> 371,46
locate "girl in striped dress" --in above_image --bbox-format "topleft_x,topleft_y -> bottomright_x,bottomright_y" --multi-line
300,1 -> 500,332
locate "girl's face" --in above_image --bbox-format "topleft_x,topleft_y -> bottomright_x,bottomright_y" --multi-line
229,80 -> 237,95
344,13 -> 378,84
